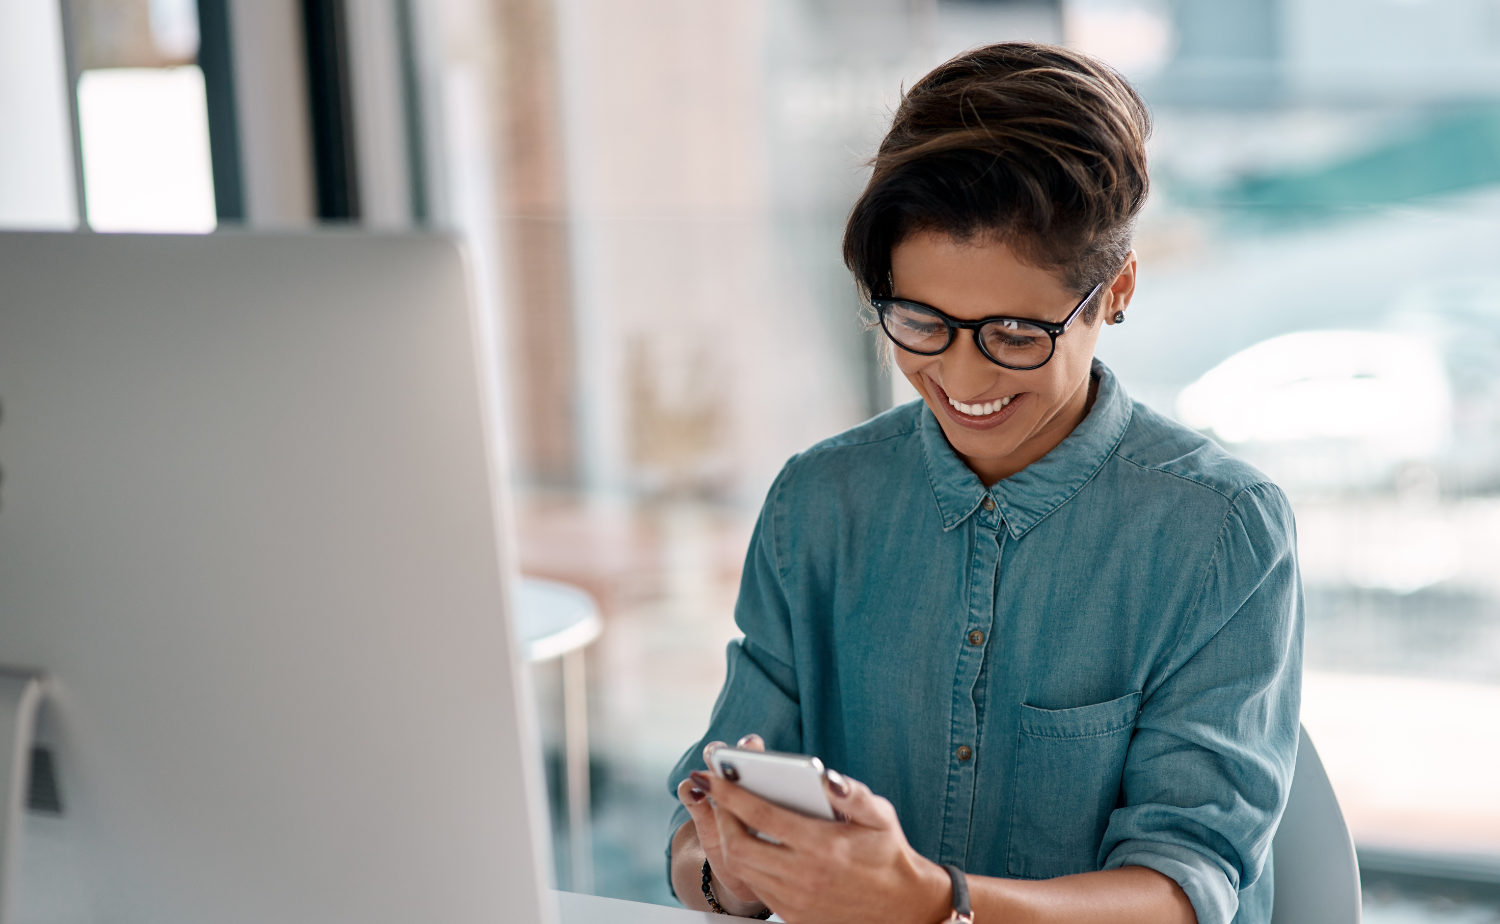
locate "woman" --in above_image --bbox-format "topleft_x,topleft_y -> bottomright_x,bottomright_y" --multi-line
667,43 -> 1301,924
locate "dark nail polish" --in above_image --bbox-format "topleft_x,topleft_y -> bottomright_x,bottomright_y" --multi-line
690,770 -> 713,790
688,788 -> 706,803
825,768 -> 850,797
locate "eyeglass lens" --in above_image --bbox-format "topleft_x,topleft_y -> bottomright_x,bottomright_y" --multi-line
882,301 -> 1054,367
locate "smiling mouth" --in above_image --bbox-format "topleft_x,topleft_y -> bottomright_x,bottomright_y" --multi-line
948,394 -> 1014,417
926,379 -> 1026,429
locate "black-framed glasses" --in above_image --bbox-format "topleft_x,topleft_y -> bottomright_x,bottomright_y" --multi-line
871,282 -> 1103,371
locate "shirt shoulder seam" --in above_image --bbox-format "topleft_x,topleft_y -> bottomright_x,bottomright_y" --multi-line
1112,450 -> 1269,502
1157,482 -> 1283,680
793,421 -> 921,462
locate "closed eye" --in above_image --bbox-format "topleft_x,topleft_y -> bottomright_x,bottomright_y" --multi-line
899,319 -> 946,336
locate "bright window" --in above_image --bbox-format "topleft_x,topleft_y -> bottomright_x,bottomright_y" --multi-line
77,66 -> 216,233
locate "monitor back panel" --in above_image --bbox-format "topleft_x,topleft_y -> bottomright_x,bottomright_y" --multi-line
0,231 -> 554,924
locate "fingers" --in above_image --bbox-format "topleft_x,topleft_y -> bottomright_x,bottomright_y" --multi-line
713,790 -> 798,876
678,778 -> 720,847
677,776 -> 709,810
823,769 -> 898,829
697,770 -> 828,849
704,734 -> 765,768
710,808 -> 794,910
824,767 -> 850,799
684,774 -> 770,908
702,740 -> 727,766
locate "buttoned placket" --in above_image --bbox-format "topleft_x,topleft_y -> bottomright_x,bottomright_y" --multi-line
936,491 -> 1004,866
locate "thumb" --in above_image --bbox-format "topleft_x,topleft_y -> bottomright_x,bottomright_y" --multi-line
824,769 -> 894,828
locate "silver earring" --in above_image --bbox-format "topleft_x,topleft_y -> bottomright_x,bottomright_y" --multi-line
1113,310 -> 1125,324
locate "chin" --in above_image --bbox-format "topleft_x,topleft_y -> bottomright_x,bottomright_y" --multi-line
939,417 -> 1023,460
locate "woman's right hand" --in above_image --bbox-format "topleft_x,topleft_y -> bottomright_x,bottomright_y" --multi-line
674,734 -> 768,914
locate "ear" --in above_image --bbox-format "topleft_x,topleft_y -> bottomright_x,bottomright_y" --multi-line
1104,251 -> 1138,324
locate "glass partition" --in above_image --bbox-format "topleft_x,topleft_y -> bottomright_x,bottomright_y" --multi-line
400,0 -> 1500,916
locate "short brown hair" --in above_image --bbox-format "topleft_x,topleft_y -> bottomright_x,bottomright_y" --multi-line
843,42 -> 1151,322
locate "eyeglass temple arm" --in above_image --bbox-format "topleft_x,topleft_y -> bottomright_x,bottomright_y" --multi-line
1061,282 -> 1106,331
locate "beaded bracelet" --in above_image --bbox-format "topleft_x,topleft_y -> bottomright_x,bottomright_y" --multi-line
701,858 -> 773,919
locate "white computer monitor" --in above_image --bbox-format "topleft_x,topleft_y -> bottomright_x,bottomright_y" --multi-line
0,230 -> 555,924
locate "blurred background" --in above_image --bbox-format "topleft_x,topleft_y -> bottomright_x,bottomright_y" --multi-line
4,0 -> 1500,919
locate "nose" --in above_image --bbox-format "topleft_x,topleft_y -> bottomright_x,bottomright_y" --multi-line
939,330 -> 1006,399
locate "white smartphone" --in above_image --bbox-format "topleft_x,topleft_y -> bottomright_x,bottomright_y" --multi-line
707,747 -> 837,821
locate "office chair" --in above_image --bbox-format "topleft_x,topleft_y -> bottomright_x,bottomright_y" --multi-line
1271,724 -> 1362,923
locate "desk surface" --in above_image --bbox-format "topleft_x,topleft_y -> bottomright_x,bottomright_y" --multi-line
556,891 -> 720,923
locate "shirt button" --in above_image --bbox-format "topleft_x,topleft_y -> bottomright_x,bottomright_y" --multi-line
956,745 -> 973,762
967,630 -> 985,646
983,497 -> 995,511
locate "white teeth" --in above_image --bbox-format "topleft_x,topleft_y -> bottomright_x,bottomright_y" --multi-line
947,395 -> 1016,417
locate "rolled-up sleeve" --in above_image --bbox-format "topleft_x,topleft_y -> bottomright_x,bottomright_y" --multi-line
663,465 -> 805,894
1100,482 -> 1304,924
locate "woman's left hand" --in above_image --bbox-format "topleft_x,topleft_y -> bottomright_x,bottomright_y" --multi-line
699,768 -> 953,924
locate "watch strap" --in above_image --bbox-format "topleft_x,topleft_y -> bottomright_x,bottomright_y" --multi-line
941,864 -> 973,924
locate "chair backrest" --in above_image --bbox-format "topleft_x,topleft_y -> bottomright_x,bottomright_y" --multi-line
1272,725 -> 1362,924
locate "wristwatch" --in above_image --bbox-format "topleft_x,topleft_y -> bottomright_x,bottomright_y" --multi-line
941,864 -> 974,924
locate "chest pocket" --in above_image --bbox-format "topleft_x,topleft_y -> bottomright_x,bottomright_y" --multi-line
1006,691 -> 1141,880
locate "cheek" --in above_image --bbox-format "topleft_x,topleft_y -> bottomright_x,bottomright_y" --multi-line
1058,325 -> 1103,371
893,351 -> 936,384
1031,366 -> 1071,398
1035,336 -> 1096,391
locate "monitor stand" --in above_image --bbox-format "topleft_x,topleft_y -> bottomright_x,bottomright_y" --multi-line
0,675 -> 719,924
0,671 -> 42,923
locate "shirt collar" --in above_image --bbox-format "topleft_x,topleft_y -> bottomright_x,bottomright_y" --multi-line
919,359 -> 1134,538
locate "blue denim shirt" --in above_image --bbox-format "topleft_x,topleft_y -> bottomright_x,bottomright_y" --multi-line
668,361 -> 1303,924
